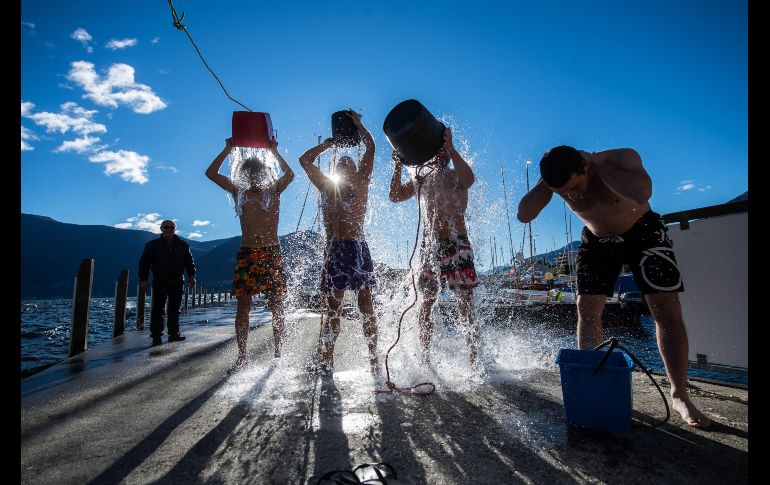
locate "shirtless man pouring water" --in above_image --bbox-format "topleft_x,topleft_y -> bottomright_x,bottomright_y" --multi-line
206,138 -> 294,373
389,127 -> 481,369
299,110 -> 378,374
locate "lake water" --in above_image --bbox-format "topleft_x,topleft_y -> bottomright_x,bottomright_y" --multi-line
20,297 -> 747,387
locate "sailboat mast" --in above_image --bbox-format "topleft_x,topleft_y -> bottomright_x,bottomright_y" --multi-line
526,161 -> 534,265
501,166 -> 515,265
489,238 -> 494,272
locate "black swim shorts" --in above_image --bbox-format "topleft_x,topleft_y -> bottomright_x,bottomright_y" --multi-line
575,211 -> 684,296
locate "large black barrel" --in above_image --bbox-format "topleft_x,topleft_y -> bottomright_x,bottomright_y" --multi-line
383,99 -> 445,167
331,111 -> 361,147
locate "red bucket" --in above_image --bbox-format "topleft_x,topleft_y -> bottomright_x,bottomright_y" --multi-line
232,111 -> 274,148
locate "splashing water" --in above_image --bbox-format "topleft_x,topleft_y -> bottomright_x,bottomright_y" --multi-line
227,146 -> 280,214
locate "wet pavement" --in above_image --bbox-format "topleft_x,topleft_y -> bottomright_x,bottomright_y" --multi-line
21,307 -> 748,484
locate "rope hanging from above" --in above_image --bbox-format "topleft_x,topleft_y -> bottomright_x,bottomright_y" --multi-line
167,0 -> 252,112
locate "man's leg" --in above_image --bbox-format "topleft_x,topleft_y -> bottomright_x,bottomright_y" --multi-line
646,293 -> 711,428
417,284 -> 438,364
576,295 -> 608,349
234,295 -> 252,367
166,282 -> 184,338
150,283 -> 170,342
357,288 -> 378,372
454,286 -> 480,366
267,291 -> 285,358
320,290 -> 345,368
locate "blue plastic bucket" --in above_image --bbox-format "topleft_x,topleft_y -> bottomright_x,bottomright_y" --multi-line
555,348 -> 635,432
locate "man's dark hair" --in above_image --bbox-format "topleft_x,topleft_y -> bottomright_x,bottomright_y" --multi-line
539,145 -> 585,188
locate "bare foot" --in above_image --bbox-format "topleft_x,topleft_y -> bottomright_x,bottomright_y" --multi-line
227,356 -> 249,375
306,357 -> 333,375
672,396 -> 712,429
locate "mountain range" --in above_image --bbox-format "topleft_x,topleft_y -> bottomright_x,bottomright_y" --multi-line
21,190 -> 747,298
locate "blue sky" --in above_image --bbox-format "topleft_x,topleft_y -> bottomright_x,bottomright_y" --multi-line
21,0 -> 747,270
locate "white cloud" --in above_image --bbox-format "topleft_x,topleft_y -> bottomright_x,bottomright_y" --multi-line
71,28 -> 92,42
88,150 -> 150,184
22,21 -> 35,32
21,126 -> 39,151
67,61 -> 167,114
54,136 -> 103,154
151,37 -> 160,44
21,101 -> 35,116
675,181 -> 711,194
156,164 -> 178,173
21,100 -> 107,136
115,213 -> 164,233
21,126 -> 38,141
22,99 -> 155,184
70,28 -> 93,52
192,220 -> 210,227
106,38 -> 138,50
187,231 -> 204,238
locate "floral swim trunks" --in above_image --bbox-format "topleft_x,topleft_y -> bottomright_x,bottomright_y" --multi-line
418,233 -> 479,292
231,245 -> 286,298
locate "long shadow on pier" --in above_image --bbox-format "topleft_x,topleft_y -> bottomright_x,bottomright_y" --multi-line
90,368 -> 273,484
307,374 -> 354,482
22,335 -> 236,442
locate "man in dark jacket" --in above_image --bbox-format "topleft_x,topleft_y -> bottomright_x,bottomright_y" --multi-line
139,220 -> 196,346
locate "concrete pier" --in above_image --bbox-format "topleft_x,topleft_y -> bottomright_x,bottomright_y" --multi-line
21,307 -> 748,484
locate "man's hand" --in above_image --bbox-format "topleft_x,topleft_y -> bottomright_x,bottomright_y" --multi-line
225,137 -> 233,151
189,277 -> 196,289
391,150 -> 404,166
345,109 -> 363,129
323,136 -> 336,148
442,127 -> 454,152
139,280 -> 148,293
269,139 -> 280,152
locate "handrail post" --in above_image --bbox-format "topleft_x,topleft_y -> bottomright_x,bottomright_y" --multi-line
69,258 -> 94,357
113,269 -> 129,337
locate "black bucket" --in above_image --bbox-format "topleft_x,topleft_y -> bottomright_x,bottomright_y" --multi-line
383,99 -> 446,167
331,111 -> 361,147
